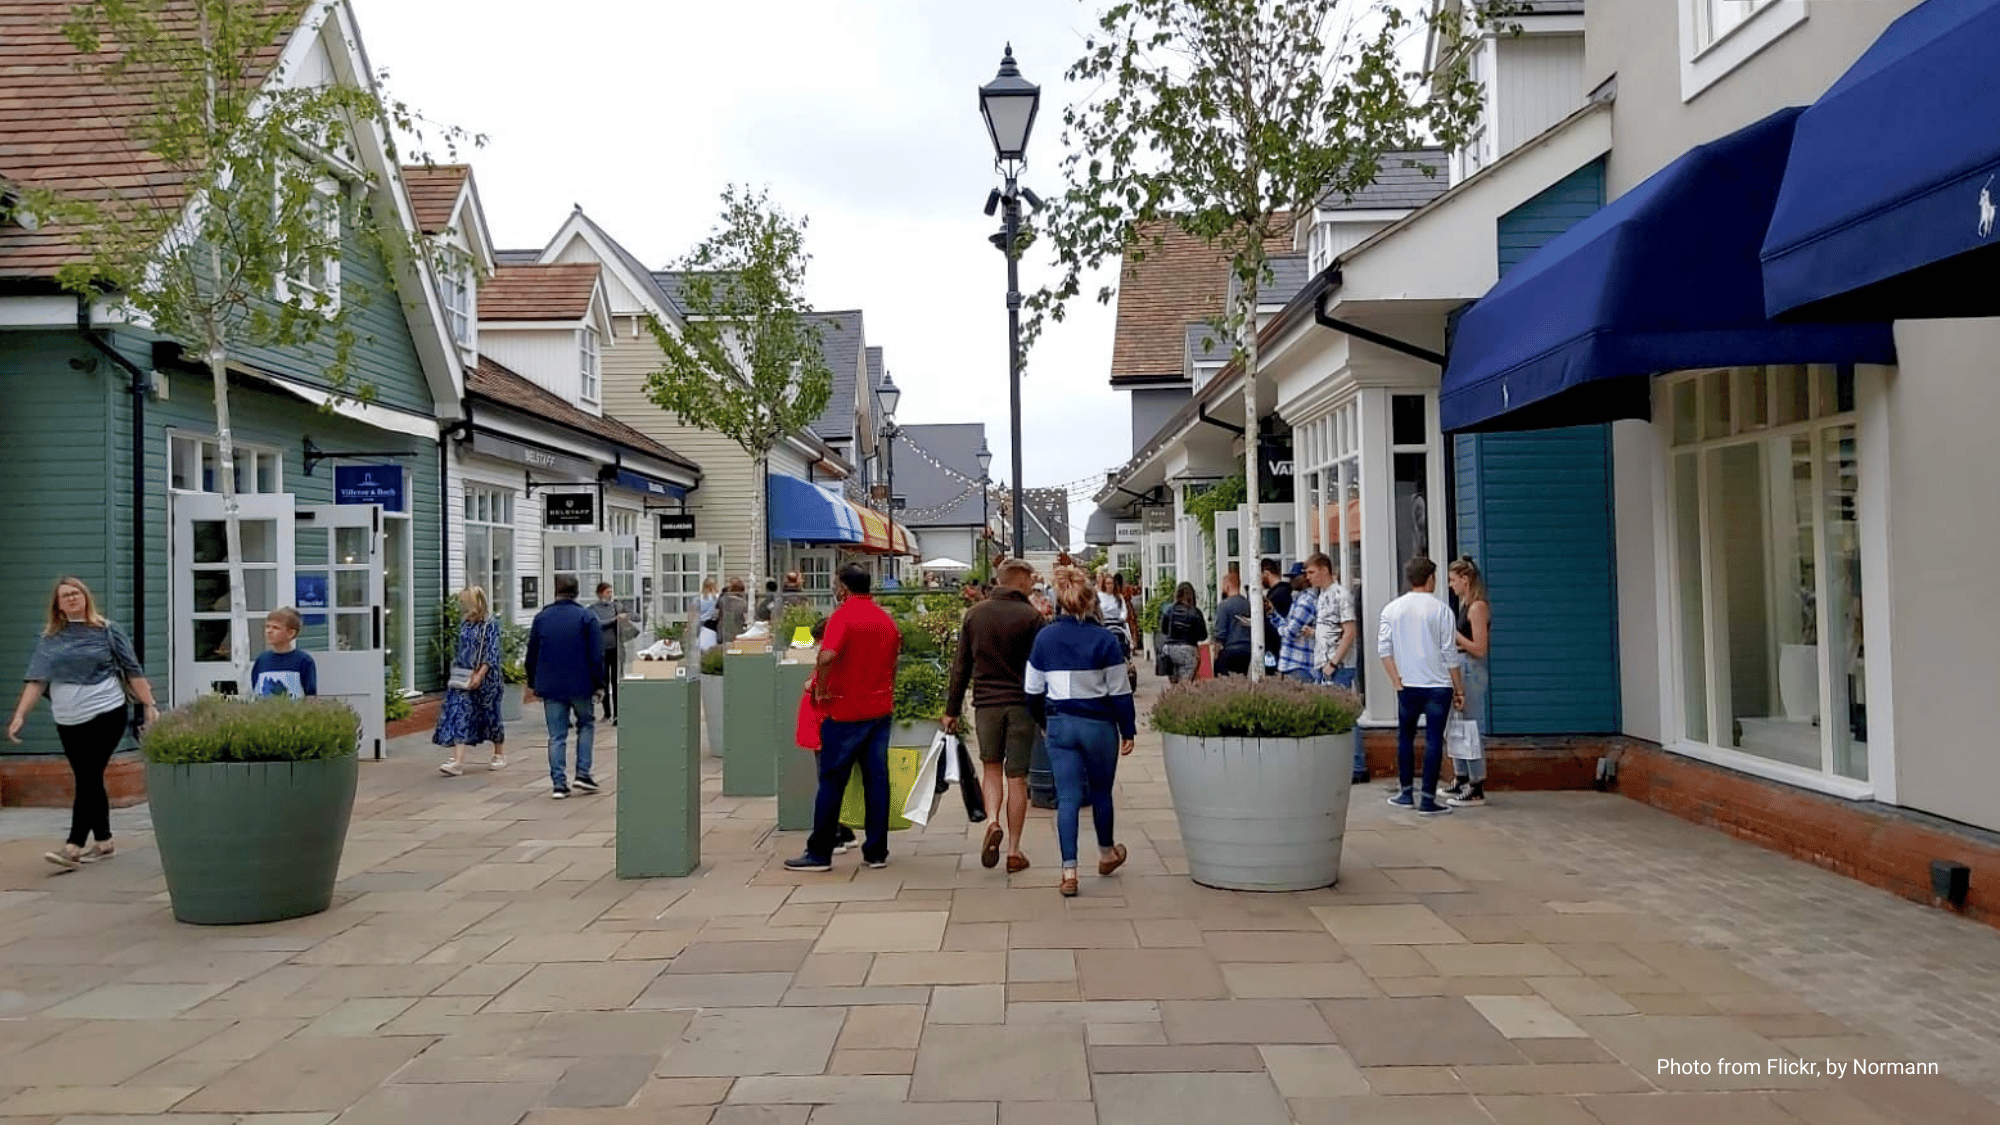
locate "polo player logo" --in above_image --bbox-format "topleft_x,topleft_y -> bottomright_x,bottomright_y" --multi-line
1980,176 -> 1996,239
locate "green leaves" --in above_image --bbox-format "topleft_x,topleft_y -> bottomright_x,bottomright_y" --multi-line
643,185 -> 833,461
1150,676 -> 1360,738
141,694 -> 362,765
893,659 -> 951,725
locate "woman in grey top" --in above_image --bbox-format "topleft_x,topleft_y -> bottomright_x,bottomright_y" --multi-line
7,577 -> 159,869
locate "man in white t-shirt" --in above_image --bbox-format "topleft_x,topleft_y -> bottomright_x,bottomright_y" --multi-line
1377,556 -> 1465,815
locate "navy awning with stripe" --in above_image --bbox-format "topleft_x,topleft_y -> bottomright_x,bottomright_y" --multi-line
1440,107 -> 1896,434
1761,0 -> 2000,320
767,474 -> 863,545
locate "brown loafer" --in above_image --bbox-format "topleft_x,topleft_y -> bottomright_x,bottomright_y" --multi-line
979,823 -> 1004,869
1098,843 -> 1128,877
1059,873 -> 1079,897
1006,854 -> 1031,874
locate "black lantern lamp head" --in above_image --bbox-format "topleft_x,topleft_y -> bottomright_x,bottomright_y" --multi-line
976,438 -> 993,478
877,371 -> 901,423
979,43 -> 1041,168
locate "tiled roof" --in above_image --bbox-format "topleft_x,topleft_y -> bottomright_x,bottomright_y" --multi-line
864,346 -> 885,429
0,0 -> 299,282
469,355 -> 698,475
892,422 -> 986,528
1227,253 -> 1312,311
1107,216 -> 1295,387
809,310 -> 862,443
401,164 -> 468,235
1319,150 -> 1450,211
1185,322 -> 1230,368
478,262 -> 599,322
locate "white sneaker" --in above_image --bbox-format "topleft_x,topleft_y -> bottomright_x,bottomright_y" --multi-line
488,756 -> 507,770
438,761 -> 463,777
551,787 -> 569,799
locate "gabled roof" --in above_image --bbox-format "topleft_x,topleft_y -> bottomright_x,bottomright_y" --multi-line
402,164 -> 469,234
479,262 -> 600,322
546,209 -> 685,319
469,354 -> 699,476
494,248 -> 542,265
1019,487 -> 1071,552
0,0 -> 299,282
809,309 -> 863,443
1107,216 -> 1295,387
1227,253 -> 1312,311
1319,150 -> 1451,211
891,422 -> 987,528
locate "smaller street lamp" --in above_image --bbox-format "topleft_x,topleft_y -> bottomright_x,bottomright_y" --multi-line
975,438 -> 993,576
877,372 -> 902,582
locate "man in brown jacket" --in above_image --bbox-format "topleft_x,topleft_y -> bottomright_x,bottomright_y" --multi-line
944,557 -> 1045,873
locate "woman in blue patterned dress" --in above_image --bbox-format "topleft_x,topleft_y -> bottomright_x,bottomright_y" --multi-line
435,586 -> 506,776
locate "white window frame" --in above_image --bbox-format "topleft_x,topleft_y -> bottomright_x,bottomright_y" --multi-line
442,250 -> 474,349
168,432 -> 284,496
1656,364 -> 1891,802
796,550 -> 836,609
275,162 -> 343,313
579,326 -> 601,403
1679,0 -> 1807,102
463,483 -> 516,615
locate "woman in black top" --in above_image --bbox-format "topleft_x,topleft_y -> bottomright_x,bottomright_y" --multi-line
1156,582 -> 1209,684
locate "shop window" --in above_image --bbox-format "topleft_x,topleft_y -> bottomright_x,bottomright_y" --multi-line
608,507 -> 638,537
1665,365 -> 1866,782
169,434 -> 283,495
656,547 -> 706,619
1390,393 -> 1431,590
1680,0 -> 1807,101
463,484 -> 515,609
797,552 -> 835,607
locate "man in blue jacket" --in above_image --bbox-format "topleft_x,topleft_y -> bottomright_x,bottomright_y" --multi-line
524,574 -> 604,799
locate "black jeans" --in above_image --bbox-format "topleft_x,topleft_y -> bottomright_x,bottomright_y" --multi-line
600,653 -> 619,719
808,715 -> 891,863
1396,686 -> 1455,801
56,706 -> 125,847
1216,649 -> 1252,677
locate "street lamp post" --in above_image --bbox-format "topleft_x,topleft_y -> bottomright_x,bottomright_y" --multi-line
980,44 -> 1040,561
878,372 -> 902,584
976,438 -> 993,576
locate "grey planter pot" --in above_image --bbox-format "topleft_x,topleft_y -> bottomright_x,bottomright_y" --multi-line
1160,732 -> 1352,892
501,687 -> 525,725
699,674 -> 725,758
146,756 -> 359,925
891,719 -> 941,748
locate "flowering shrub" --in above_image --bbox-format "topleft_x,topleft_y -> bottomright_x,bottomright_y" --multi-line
141,695 -> 360,765
893,659 -> 951,725
1150,677 -> 1359,739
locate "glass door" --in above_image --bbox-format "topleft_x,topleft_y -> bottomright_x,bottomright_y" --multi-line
171,494 -> 295,704
297,504 -> 386,758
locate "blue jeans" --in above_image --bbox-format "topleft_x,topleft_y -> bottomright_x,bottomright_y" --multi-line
1281,667 -> 1316,684
1046,714 -> 1120,867
808,716 -> 891,864
1329,666 -> 1366,775
544,697 -> 595,790
1396,686 -> 1454,801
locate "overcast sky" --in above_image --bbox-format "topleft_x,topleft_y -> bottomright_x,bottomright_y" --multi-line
349,0 -> 1128,517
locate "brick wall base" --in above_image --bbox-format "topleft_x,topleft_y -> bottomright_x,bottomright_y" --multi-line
1608,742 -> 2000,926
1359,728 -> 1631,791
0,751 -> 148,808
386,693 -> 444,741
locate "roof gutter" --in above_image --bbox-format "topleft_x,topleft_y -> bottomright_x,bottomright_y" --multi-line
1313,271 -> 1447,367
75,296 -> 152,662
1196,404 -> 1245,436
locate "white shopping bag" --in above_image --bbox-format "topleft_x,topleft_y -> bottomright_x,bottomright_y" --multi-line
902,731 -> 952,826
1446,711 -> 1483,762
942,735 -> 963,784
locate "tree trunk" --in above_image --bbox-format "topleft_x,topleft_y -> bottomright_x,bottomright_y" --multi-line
753,448 -> 769,587
1240,276 -> 1264,683
205,334 -> 253,698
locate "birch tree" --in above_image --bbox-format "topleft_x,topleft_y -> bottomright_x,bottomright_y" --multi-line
1026,0 -> 1502,679
644,186 -> 833,585
30,0 -> 471,694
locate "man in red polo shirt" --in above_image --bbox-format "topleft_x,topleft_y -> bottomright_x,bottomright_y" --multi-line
787,564 -> 902,872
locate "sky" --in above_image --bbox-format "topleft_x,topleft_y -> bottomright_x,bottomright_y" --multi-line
348,0 -> 1130,520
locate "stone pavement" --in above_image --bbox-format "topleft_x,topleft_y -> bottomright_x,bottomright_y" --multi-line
0,677 -> 1995,1125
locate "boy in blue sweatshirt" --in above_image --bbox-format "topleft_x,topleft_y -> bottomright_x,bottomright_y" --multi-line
250,607 -> 317,698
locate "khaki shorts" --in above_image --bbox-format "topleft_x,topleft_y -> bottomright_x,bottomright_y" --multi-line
974,703 -> 1038,778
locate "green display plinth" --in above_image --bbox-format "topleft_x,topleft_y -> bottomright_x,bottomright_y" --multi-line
775,660 -> 817,831
721,649 -> 779,797
616,676 -> 701,878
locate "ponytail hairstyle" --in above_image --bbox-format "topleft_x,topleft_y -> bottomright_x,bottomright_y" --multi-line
1053,566 -> 1098,618
1448,556 -> 1487,607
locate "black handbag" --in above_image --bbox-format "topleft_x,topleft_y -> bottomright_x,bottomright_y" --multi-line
1153,649 -> 1173,677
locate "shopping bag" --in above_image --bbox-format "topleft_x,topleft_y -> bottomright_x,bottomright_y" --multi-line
1446,711 -> 1483,762
1197,645 -> 1214,679
794,682 -> 822,751
1153,650 -> 1173,677
903,732 -> 952,826
839,744 -> 925,831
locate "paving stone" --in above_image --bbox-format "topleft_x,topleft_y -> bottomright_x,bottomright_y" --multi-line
1580,1015 -> 1822,1091
0,1020 -> 225,1087
807,1104 -> 996,1125
794,953 -> 875,987
515,1010 -> 696,1058
1086,1044 -> 1265,1072
487,961 -> 670,1012
1312,905 -> 1467,946
177,1035 -> 432,1113
1007,981 -> 1081,1002
1258,1045 -> 1369,1097
1006,1001 -> 1161,1025
1202,930 -> 1345,963
1315,998 -> 1527,1066
300,997 -> 415,1036
1286,1095 -> 1502,1125
668,940 -> 816,975
827,1048 -> 918,1074
547,1055 -> 658,1107
782,986 -> 934,1007
1086,1022 -> 1167,1045
1076,949 -> 1226,1000
1094,1072 -> 1292,1125
40,982 -> 229,1020
928,985 -> 1005,1025
657,888 -> 796,922
389,1054 -> 571,1084
837,1005 -> 926,1050
998,1104 -> 1093,1125
1452,1064 -> 1654,1095
1475,1094 -> 1601,1125
1361,1066 -> 1464,1094
728,1076 -> 911,1103
657,1008 -> 845,1077
1005,950 -> 1074,982
0,1084 -> 197,1115
1515,1038 -> 1620,1064
632,971 -> 794,1009
1221,961 -> 1377,999
1134,919 -> 1204,947
1419,944 -> 1580,978
814,913 -> 947,954
1160,1000 -> 1336,1044
1466,995 -> 1590,1038
866,952 -> 1006,986
630,1077 -> 734,1107
323,1080 -> 551,1125
710,1107 -> 807,1125
1529,976 -> 1639,1018
1005,920 -> 1139,949
909,1024 -> 1090,1101
1579,1092 -> 1807,1125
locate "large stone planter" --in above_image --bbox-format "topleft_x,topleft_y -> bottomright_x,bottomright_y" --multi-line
1160,732 -> 1352,892
699,674 -> 725,758
891,719 -> 941,748
146,756 -> 359,925
501,687 -> 525,725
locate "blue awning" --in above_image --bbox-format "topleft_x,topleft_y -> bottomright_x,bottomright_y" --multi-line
767,475 -> 863,544
1761,0 -> 2000,320
1440,108 -> 1897,434
609,468 -> 686,500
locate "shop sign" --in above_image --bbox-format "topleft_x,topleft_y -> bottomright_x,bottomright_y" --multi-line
658,513 -> 697,540
1115,521 -> 1142,543
546,493 -> 596,526
295,575 -> 328,627
468,431 -> 596,481
520,576 -> 539,610
1258,438 -> 1295,503
334,465 -> 406,512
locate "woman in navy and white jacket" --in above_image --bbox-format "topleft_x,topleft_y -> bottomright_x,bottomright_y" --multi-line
1026,566 -> 1136,898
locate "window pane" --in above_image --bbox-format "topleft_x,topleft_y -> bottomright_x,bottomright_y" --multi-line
467,528 -> 491,593
1391,395 -> 1426,447
191,520 -> 228,565
1822,424 -> 1867,780
1393,451 -> 1430,588
1670,381 -> 1700,446
335,527 -> 369,564
1673,453 -> 1708,743
1773,365 -> 1810,427
243,567 -> 278,613
1738,366 -> 1769,432
1704,370 -> 1733,439
493,530 -> 514,610
239,520 -> 279,564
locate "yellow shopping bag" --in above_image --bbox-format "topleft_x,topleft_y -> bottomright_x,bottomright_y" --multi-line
838,744 -> 926,831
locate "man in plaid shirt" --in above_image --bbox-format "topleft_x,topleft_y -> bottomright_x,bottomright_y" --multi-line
1267,562 -> 1319,682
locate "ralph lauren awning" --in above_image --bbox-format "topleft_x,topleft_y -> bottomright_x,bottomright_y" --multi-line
767,475 -> 863,545
1761,0 -> 2000,320
1440,107 -> 1897,434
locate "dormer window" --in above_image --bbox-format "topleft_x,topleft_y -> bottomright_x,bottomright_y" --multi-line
579,326 -> 601,402
442,251 -> 474,348
276,158 -> 342,313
